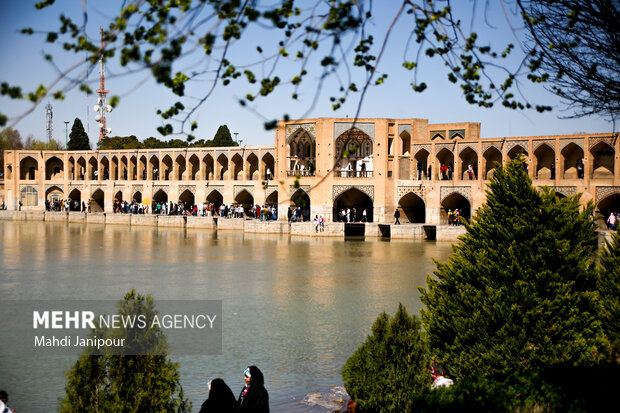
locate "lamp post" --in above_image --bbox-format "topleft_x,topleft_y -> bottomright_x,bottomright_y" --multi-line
64,121 -> 69,150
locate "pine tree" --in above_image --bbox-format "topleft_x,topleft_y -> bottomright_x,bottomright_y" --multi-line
67,118 -> 91,150
59,290 -> 190,413
210,124 -> 237,147
342,303 -> 428,412
420,159 -> 607,382
598,232 -> 620,362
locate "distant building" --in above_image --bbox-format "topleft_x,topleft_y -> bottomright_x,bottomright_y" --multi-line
2,117 -> 619,223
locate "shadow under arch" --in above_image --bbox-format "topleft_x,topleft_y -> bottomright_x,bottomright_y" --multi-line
68,188 -> 81,210
179,189 -> 195,206
234,189 -> 254,213
291,188 -> 311,221
333,187 -> 373,222
399,192 -> 425,223
597,193 -> 620,228
265,190 -> 278,206
91,189 -> 105,212
153,189 -> 168,203
440,192 -> 471,224
206,189 -> 223,213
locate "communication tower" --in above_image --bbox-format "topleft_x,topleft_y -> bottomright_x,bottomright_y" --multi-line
94,26 -> 112,141
45,102 -> 53,145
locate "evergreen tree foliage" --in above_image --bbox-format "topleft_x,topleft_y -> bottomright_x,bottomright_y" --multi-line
97,135 -> 141,150
420,159 -> 607,384
210,124 -> 237,147
598,232 -> 620,362
0,127 -> 23,172
342,303 -> 428,412
59,290 -> 190,413
67,118 -> 91,150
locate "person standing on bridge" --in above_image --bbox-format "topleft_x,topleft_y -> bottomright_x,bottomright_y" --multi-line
394,208 -> 401,225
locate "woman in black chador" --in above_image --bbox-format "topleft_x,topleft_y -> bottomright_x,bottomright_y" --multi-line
198,378 -> 237,413
238,366 -> 269,413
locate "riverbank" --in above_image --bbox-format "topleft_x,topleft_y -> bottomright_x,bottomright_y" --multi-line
0,210 -> 468,240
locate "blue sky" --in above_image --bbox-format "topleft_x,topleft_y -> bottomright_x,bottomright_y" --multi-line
0,0 -> 614,148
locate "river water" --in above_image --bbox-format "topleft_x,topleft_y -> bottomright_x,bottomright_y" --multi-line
0,221 -> 453,412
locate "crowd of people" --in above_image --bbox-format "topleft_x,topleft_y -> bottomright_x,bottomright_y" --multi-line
44,198 -> 85,212
336,208 -> 368,223
447,209 -> 463,226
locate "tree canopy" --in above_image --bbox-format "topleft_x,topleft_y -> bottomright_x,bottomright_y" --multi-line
97,124 -> 238,149
59,290 -> 190,413
420,159 -> 607,381
342,303 -> 429,413
0,1 -> 616,138
67,118 -> 91,150
598,232 -> 620,362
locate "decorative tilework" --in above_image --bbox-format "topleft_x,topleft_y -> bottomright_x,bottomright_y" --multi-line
68,184 -> 84,191
413,144 -> 431,156
589,136 -> 616,150
595,186 -> 620,204
19,184 -> 37,192
179,185 -> 196,195
435,142 -> 455,155
449,129 -> 465,139
132,184 -> 144,191
533,139 -> 555,152
458,143 -> 478,156
206,187 -> 224,197
559,138 -> 584,152
45,184 -> 63,192
334,122 -> 375,140
290,185 -> 311,196
430,130 -> 445,140
397,186 -> 425,201
481,141 -> 502,154
286,123 -> 317,140
234,185 -> 254,197
506,140 -> 528,154
152,185 -> 169,194
333,185 -> 374,202
99,153 -> 109,161
440,186 -> 472,203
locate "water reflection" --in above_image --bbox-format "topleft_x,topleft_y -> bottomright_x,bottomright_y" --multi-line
0,221 -> 453,412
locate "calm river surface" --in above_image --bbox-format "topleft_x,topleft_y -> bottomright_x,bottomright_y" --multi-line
0,220 -> 453,412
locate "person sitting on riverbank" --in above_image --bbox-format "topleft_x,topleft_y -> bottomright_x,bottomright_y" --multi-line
238,366 -> 269,413
198,378 -> 237,413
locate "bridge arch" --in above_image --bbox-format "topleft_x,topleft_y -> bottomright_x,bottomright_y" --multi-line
91,189 -> 105,212
333,187 -> 373,222
398,192 -> 425,223
440,192 -> 470,224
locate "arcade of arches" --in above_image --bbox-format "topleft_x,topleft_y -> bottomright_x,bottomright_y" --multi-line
2,119 -> 619,227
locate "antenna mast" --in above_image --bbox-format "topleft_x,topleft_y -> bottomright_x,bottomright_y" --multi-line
94,26 -> 112,141
45,102 -> 53,146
